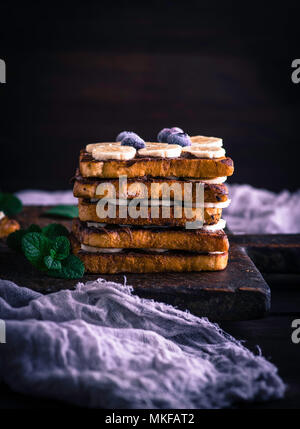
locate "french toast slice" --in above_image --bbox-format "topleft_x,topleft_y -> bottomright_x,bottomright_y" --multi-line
73,172 -> 228,202
79,150 -> 234,179
78,198 -> 222,226
70,234 -> 228,273
72,218 -> 229,253
0,216 -> 20,238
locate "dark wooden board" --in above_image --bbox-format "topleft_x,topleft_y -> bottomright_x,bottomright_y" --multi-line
230,234 -> 300,274
0,206 -> 270,321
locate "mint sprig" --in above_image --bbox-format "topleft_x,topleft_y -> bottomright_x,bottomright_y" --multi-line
22,232 -> 51,271
7,223 -> 84,279
48,255 -> 85,279
0,192 -> 22,216
51,236 -> 70,260
44,256 -> 62,271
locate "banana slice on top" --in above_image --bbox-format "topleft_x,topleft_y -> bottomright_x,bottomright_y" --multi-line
138,143 -> 182,158
182,145 -> 226,158
92,144 -> 136,161
86,142 -> 121,153
190,136 -> 223,148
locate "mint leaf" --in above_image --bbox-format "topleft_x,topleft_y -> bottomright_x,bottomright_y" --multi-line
51,236 -> 70,260
22,232 -> 52,270
44,256 -> 62,271
45,205 -> 78,219
50,248 -> 56,258
0,193 -> 22,216
7,229 -> 26,252
27,224 -> 42,233
42,223 -> 69,239
48,254 -> 84,279
61,255 -> 84,278
8,221 -> 84,280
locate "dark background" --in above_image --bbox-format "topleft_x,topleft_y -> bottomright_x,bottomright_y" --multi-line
1,2 -> 300,192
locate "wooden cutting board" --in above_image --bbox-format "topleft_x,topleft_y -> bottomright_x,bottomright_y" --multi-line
0,206 -> 270,321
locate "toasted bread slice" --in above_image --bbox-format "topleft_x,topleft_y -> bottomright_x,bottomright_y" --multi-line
73,173 -> 228,203
78,199 -> 222,226
79,150 -> 234,179
0,216 -> 20,238
70,234 -> 228,273
72,219 -> 229,253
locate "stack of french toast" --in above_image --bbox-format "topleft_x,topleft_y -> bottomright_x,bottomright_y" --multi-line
71,128 -> 234,273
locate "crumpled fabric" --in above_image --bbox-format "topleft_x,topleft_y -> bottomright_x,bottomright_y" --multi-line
225,185 -> 300,234
0,278 -> 285,409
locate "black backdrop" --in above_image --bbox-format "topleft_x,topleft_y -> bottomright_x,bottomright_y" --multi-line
1,2 -> 300,192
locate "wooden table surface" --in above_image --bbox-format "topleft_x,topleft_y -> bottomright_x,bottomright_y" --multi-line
0,208 -> 300,409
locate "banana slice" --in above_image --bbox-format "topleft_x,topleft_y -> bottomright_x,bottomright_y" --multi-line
201,219 -> 226,231
86,142 -> 121,153
87,222 -> 107,228
199,177 -> 227,184
182,146 -> 225,159
204,199 -> 231,208
92,145 -> 136,161
138,143 -> 182,158
190,136 -> 223,148
81,244 -> 123,253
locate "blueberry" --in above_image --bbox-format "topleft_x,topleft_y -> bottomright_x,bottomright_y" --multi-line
170,127 -> 183,134
157,128 -> 171,142
121,135 -> 146,150
167,132 -> 191,147
157,127 -> 184,142
116,131 -> 139,142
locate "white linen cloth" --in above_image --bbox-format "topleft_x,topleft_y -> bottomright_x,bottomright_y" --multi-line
0,278 -> 285,409
16,185 -> 300,234
226,185 -> 300,234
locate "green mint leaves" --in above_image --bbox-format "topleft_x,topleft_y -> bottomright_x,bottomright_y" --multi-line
42,223 -> 69,239
7,223 -> 84,279
0,193 -> 23,216
44,256 -> 62,271
45,205 -> 79,219
50,236 -> 70,260
22,232 -> 51,271
49,255 -> 85,279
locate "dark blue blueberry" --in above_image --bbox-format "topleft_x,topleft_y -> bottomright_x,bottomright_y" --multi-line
167,132 -> 191,147
116,131 -> 139,142
157,128 -> 172,142
170,127 -> 183,134
157,127 -> 185,142
121,135 -> 146,150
